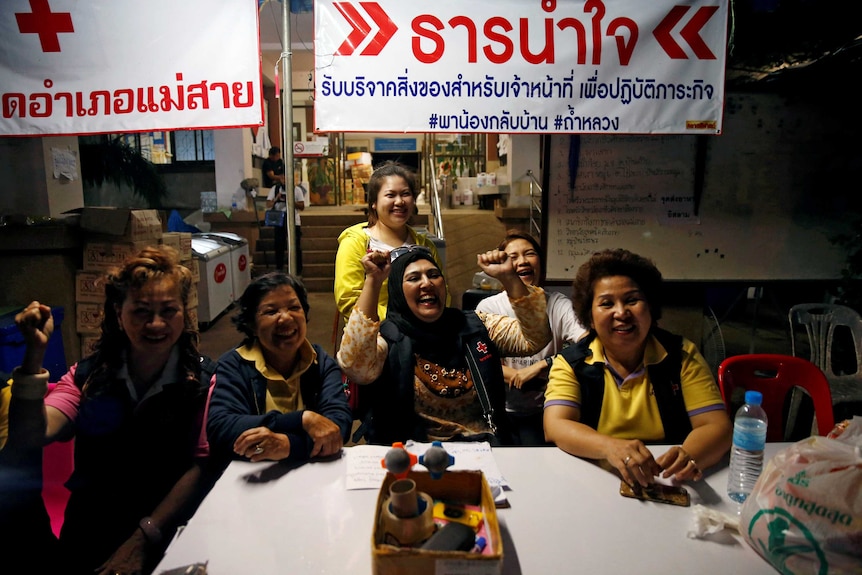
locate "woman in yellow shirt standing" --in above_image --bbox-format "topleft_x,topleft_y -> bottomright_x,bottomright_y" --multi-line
334,161 -> 445,324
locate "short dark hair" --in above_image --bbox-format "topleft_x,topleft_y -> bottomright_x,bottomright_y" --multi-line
232,272 -> 310,344
268,146 -> 280,156
366,161 -> 416,225
571,249 -> 663,328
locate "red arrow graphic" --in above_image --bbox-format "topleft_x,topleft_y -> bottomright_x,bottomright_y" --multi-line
334,2 -> 397,56
681,6 -> 718,59
359,2 -> 397,56
334,2 -> 371,56
654,5 -> 718,60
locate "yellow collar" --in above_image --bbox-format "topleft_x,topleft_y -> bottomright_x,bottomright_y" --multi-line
237,339 -> 317,381
588,333 -> 669,368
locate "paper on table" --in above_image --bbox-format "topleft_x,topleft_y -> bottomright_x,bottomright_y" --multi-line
345,441 -> 509,497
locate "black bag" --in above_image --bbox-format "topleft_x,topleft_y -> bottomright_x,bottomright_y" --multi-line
264,209 -> 285,227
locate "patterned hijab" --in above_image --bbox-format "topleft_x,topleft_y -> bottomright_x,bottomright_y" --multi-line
384,250 -> 466,368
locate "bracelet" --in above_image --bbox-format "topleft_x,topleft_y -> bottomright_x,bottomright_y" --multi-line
545,356 -> 554,369
139,516 -> 163,544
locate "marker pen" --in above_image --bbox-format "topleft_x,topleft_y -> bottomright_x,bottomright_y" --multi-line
471,536 -> 487,553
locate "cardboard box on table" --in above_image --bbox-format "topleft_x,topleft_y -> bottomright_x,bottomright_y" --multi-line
77,208 -> 163,244
75,208 -> 162,271
372,470 -> 502,575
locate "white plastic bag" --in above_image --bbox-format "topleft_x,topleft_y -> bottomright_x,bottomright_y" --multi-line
739,417 -> 862,574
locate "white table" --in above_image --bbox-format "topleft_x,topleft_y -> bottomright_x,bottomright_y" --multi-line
155,445 -> 787,574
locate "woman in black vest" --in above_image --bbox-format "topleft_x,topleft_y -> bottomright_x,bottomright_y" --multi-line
544,249 -> 731,489
2,246 -> 216,575
337,246 -> 551,445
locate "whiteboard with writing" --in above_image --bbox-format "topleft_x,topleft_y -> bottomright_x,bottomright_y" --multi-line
545,114 -> 851,282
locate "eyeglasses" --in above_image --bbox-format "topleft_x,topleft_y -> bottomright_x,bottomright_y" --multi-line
389,245 -> 433,262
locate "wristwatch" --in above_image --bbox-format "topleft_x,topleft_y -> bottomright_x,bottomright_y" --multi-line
545,356 -> 554,369
138,516 -> 163,544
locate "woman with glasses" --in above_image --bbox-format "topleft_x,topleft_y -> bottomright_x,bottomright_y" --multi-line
544,249 -> 731,488
1,246 -> 217,575
334,161 -> 445,324
206,273 -> 352,465
337,246 -> 551,445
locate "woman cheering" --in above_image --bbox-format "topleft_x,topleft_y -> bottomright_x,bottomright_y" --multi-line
338,246 -> 551,445
2,246 -> 216,575
544,249 -> 731,487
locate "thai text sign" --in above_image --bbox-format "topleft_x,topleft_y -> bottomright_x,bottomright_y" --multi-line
314,0 -> 728,134
1,0 -> 263,136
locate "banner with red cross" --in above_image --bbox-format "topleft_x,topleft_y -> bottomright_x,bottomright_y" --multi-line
1,0 -> 263,136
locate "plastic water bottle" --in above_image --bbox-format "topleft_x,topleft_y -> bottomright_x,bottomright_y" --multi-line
726,390 -> 768,503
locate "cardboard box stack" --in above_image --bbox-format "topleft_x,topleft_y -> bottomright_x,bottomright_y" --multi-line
160,231 -> 199,330
347,152 -> 373,205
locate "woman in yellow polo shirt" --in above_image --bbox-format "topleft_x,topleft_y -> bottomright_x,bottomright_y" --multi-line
544,249 -> 731,489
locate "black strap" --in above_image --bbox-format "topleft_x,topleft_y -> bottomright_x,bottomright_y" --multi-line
464,346 -> 495,434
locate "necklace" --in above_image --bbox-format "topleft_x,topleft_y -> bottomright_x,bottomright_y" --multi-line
414,354 -> 473,397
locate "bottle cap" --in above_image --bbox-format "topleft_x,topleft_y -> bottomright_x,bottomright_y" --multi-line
744,390 -> 763,406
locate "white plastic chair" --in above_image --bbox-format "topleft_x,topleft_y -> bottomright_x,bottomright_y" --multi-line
788,303 -> 862,405
700,305 -> 726,381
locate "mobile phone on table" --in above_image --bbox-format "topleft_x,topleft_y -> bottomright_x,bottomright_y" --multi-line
619,481 -> 690,507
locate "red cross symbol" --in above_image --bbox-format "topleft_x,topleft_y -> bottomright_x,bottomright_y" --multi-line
476,341 -> 488,354
16,0 -> 74,53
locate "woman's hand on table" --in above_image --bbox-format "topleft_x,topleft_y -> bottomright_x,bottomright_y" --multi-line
656,445 -> 704,482
608,438 -> 663,488
234,427 -> 290,462
302,411 -> 344,458
96,528 -> 149,575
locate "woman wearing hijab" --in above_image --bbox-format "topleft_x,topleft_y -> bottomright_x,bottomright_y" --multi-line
337,246 -> 551,445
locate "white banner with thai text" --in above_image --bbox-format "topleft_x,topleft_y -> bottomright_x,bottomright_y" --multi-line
1,0 -> 263,136
314,0 -> 728,134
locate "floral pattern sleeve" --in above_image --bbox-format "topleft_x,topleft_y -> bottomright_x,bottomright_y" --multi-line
475,285 -> 551,357
336,307 -> 390,384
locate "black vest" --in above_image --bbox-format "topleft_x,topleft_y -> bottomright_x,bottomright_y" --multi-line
559,328 -> 692,444
359,311 -> 511,445
59,353 -> 213,572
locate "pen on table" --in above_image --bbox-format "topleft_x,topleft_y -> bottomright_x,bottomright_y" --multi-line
471,536 -> 487,553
